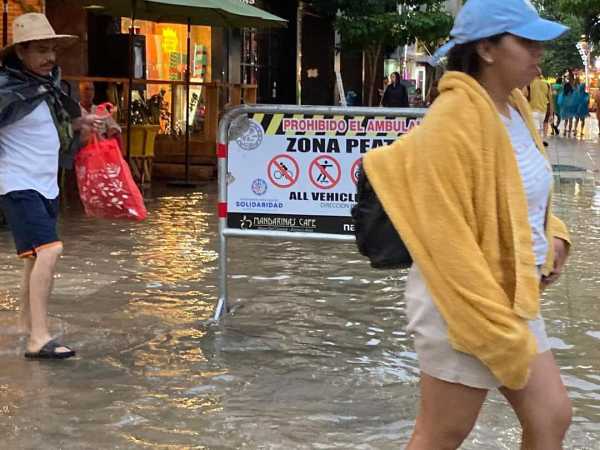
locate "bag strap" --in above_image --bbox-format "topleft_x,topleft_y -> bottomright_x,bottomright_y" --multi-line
95,102 -> 116,118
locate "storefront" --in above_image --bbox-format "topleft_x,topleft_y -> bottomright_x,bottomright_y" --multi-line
235,0 -> 299,104
230,0 -> 336,106
4,1 -> 316,180
82,11 -> 260,181
1,0 -> 45,45
119,18 -> 213,138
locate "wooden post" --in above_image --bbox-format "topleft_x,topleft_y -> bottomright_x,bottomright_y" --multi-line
206,83 -> 219,147
170,82 -> 177,135
122,80 -> 130,122
2,0 -> 8,47
126,0 -> 136,161
230,84 -> 242,106
243,85 -> 258,104
167,18 -> 196,187
183,17 -> 191,182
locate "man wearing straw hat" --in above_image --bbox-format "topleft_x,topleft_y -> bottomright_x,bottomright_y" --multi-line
0,13 -> 98,359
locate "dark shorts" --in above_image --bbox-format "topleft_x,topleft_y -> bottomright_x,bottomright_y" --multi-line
0,190 -> 61,258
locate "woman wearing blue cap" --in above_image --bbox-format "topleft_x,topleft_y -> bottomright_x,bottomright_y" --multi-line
362,0 -> 572,448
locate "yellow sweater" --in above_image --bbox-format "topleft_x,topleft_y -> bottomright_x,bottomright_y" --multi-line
363,72 -> 570,390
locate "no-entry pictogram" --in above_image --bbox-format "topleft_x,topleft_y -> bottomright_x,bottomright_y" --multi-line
268,154 -> 300,188
351,158 -> 362,185
309,156 -> 341,190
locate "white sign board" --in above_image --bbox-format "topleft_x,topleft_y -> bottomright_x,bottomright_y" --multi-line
227,113 -> 421,234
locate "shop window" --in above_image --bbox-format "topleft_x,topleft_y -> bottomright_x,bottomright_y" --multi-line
241,29 -> 260,86
121,19 -> 211,138
241,28 -> 284,104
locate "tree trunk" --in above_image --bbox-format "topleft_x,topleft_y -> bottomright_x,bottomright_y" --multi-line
365,43 -> 382,106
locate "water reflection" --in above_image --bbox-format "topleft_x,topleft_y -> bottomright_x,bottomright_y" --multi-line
593,186 -> 600,212
132,193 -> 218,284
0,175 -> 598,448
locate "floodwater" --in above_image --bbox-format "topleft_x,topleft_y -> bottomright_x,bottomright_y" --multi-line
1,132 -> 599,449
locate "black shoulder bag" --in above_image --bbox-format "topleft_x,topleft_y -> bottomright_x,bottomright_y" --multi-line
351,164 -> 413,270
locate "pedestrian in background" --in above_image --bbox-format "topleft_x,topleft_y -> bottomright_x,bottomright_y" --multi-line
551,76 -> 563,135
411,87 -> 425,107
573,83 -> 590,137
362,0 -> 572,448
0,14 -> 99,359
594,88 -> 600,136
527,69 -> 553,136
559,73 -> 577,135
381,71 -> 409,108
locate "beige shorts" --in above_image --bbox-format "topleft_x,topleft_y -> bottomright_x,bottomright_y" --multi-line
532,110 -> 547,132
405,265 -> 550,389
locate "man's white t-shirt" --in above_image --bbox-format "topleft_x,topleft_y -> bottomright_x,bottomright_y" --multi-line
0,101 -> 60,199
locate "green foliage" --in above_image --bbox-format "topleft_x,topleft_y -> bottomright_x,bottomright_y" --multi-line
558,0 -> 600,24
305,0 -> 453,104
532,0 -> 598,77
540,15 -> 586,77
560,1 -> 600,46
534,0 -> 600,45
307,0 -> 453,51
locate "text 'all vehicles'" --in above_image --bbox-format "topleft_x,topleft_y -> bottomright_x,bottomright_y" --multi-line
289,191 -> 357,202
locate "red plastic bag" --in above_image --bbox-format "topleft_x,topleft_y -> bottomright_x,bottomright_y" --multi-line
75,134 -> 147,221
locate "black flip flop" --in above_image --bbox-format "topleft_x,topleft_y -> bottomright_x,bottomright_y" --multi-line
25,339 -> 76,360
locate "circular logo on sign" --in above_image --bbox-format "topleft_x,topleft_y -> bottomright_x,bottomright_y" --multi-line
251,178 -> 268,196
236,120 -> 263,151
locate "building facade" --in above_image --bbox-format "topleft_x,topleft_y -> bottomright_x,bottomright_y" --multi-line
383,0 -> 463,104
220,0 -> 336,106
1,0 -> 45,44
2,0 -> 348,108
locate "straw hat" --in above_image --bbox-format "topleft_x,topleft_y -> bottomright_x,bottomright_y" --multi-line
0,13 -> 77,58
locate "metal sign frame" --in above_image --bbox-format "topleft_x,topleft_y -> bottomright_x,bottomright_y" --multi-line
214,104 -> 426,320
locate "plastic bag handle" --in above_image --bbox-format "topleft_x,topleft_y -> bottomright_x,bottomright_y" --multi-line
95,102 -> 116,118
86,102 -> 116,145
87,132 -> 101,147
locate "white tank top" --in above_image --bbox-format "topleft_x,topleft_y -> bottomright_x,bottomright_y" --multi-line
500,106 -> 553,265
0,101 -> 60,199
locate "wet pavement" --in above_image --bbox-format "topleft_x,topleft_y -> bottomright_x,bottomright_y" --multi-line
0,120 -> 599,449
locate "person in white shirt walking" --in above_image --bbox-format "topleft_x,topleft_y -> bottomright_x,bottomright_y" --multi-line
0,14 -> 99,359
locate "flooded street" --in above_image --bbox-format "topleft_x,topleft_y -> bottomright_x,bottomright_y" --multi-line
1,131 -> 599,449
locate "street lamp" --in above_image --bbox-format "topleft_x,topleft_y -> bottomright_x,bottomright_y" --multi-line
576,36 -> 592,87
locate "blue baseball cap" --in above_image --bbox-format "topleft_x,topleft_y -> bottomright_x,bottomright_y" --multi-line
432,0 -> 569,64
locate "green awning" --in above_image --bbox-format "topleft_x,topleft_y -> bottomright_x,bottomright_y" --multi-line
83,0 -> 287,28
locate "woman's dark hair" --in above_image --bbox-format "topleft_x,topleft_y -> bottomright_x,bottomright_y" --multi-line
390,71 -> 401,86
563,82 -> 573,96
446,33 -> 507,77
